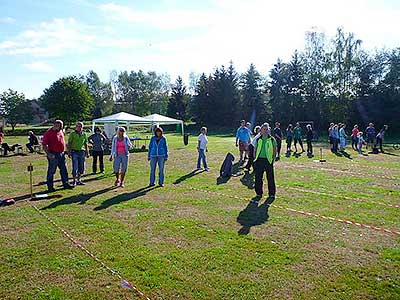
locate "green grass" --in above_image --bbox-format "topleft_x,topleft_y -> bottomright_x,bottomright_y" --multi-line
0,133 -> 399,299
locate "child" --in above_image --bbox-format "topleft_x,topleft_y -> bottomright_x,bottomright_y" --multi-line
357,132 -> 366,154
197,127 -> 209,171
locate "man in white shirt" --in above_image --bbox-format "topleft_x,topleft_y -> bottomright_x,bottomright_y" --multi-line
197,127 -> 209,171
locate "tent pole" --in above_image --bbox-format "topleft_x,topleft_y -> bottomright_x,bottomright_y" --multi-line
181,121 -> 184,135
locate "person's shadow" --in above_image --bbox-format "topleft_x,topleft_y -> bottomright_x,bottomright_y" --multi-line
237,197 -> 274,235
173,170 -> 205,184
340,150 -> 353,159
240,171 -> 255,189
216,162 -> 242,185
41,187 -> 116,210
93,185 -> 159,210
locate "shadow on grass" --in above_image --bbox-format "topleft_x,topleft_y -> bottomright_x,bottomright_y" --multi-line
382,152 -> 400,157
237,197 -> 274,235
240,170 -> 255,189
4,190 -> 50,203
34,173 -> 113,186
41,187 -> 116,210
93,185 -> 159,211
173,169 -> 205,184
293,151 -> 303,158
216,162 -> 242,185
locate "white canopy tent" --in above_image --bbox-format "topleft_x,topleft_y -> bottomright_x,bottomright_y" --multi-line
92,112 -> 153,137
143,113 -> 184,135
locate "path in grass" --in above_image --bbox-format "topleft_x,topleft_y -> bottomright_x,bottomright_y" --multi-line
0,134 -> 399,300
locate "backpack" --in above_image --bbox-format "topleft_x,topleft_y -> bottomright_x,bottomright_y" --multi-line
220,152 -> 235,178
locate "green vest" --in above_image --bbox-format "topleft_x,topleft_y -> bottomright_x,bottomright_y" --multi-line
68,131 -> 87,151
254,136 -> 276,163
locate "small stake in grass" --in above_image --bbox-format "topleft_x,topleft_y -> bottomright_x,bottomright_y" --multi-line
319,148 -> 326,162
27,163 -> 33,199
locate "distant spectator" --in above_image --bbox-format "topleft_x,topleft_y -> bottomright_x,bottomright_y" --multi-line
26,131 -> 39,153
351,125 -> 359,151
332,124 -> 339,152
306,124 -> 314,157
88,127 -> 107,174
273,122 -> 282,160
365,123 -> 375,149
339,124 -> 347,151
375,125 -> 388,153
236,120 -> 251,164
357,132 -> 366,154
197,127 -> 209,171
293,122 -> 304,152
245,125 -> 261,171
286,124 -> 293,154
328,123 -> 334,151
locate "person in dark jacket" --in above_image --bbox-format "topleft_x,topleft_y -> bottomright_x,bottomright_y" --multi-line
148,127 -> 168,187
273,122 -> 283,160
88,127 -> 107,174
26,131 -> 39,153
306,124 -> 314,157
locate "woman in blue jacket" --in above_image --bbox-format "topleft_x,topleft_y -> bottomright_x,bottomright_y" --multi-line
148,127 -> 168,187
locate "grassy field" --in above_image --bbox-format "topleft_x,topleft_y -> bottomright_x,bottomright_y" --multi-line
0,133 -> 399,300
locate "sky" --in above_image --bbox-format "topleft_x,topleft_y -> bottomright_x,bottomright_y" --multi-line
0,0 -> 399,99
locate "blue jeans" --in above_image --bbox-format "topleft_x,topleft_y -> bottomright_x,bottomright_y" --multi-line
150,156 -> 166,185
71,150 -> 86,176
47,152 -> 69,189
197,149 -> 208,169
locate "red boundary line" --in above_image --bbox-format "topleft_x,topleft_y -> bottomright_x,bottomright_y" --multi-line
182,185 -> 399,236
27,201 -> 151,300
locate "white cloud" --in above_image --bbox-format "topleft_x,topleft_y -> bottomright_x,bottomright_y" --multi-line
99,3 -> 217,29
0,18 -> 97,57
0,17 -> 144,58
23,61 -> 55,73
0,17 -> 16,23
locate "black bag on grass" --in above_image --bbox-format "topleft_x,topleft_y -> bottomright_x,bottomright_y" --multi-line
220,152 -> 235,178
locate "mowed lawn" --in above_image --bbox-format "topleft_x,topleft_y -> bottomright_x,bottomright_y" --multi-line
0,133 -> 399,300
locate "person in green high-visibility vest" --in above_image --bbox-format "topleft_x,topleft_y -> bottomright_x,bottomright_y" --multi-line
253,123 -> 277,203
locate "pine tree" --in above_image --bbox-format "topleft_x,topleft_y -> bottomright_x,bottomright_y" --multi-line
167,76 -> 189,120
241,64 -> 268,124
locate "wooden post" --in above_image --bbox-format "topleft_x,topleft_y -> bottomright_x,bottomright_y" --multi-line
27,163 -> 33,199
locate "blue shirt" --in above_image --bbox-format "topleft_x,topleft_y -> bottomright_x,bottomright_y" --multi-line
148,136 -> 168,159
332,128 -> 339,139
236,127 -> 251,143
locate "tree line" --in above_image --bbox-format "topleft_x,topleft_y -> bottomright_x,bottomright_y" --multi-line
1,28 -> 399,132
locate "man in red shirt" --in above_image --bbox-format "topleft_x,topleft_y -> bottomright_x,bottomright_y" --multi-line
42,120 -> 73,192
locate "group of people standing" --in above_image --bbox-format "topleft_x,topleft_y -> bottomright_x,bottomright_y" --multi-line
40,120 -> 170,192
330,122 -> 388,154
2,118 -> 392,204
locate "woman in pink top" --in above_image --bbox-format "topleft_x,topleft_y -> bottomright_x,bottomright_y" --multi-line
351,125 -> 359,151
110,127 -> 132,187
